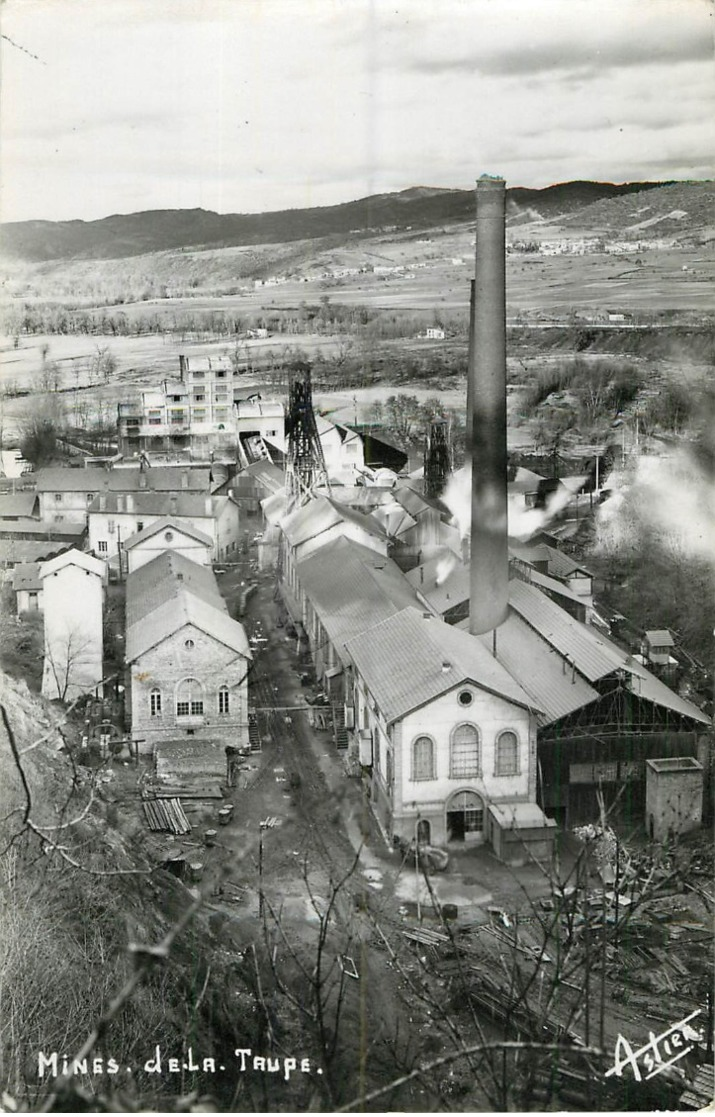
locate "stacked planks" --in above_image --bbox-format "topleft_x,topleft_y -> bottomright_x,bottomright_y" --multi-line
143,797 -> 191,835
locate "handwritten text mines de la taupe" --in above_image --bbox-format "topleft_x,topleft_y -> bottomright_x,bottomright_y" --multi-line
38,1048 -> 320,1082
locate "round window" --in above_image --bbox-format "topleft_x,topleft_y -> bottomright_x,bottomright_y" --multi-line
458,690 -> 473,707
184,639 -> 195,650
164,531 -> 174,542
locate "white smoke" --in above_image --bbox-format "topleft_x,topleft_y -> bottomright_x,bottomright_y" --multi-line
596,450 -> 715,565
441,463 -> 577,544
435,552 -> 458,586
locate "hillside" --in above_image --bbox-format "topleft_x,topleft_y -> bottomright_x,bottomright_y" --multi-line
0,180 -> 674,262
558,180 -> 714,241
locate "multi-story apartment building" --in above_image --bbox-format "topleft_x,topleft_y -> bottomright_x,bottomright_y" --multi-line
117,356 -> 283,462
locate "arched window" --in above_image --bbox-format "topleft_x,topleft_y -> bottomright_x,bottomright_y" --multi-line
412,736 -> 435,781
176,678 -> 204,717
218,685 -> 230,715
149,688 -> 162,717
450,724 -> 480,779
495,731 -> 519,776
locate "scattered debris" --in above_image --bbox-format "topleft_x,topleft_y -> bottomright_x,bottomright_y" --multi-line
338,955 -> 359,980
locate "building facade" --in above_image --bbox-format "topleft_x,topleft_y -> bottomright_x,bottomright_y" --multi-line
40,549 -> 105,702
125,552 -> 251,755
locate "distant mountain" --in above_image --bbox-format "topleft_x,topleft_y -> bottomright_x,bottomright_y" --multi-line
0,180 -> 679,262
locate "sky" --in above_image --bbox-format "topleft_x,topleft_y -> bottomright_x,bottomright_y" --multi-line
0,0 -> 713,223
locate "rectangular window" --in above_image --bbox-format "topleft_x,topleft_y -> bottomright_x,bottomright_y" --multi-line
98,541 -> 108,553
190,699 -> 204,716
107,520 -> 115,533
218,689 -> 230,714
193,393 -> 205,402
464,809 -> 484,833
216,369 -> 226,379
170,411 -> 186,424
150,691 -> 162,716
54,514 -> 64,523
28,591 -> 38,610
176,701 -> 190,717
54,493 -> 63,502
193,409 -> 206,421
86,492 -> 95,504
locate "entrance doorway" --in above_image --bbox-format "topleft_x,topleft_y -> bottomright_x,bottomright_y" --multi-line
446,790 -> 485,842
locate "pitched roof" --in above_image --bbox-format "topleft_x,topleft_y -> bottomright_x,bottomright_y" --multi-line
125,551 -> 224,628
345,607 -> 535,724
406,553 -> 469,614
281,494 -> 387,548
11,562 -> 43,592
644,629 -> 675,646
0,540 -> 74,565
123,517 -> 213,551
126,590 -> 250,662
296,537 -> 420,661
0,493 -> 39,518
0,519 -> 85,538
508,578 -> 624,683
40,548 -> 105,580
34,467 -> 109,492
464,581 -> 709,727
88,492 -> 225,518
475,612 -> 600,726
236,461 -> 285,494
35,466 -> 218,494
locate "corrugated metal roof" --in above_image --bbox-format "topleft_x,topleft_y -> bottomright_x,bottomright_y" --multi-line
345,606 -> 536,724
237,461 -> 285,493
11,562 -> 43,592
0,493 -> 39,518
281,494 -> 386,548
540,545 -> 591,579
476,612 -> 600,725
644,629 -> 674,645
126,551 -> 224,628
123,517 -> 213,551
410,559 -> 470,615
393,483 -> 437,518
456,584 -> 709,728
508,579 -> 623,682
616,654 -> 708,724
296,537 -> 420,661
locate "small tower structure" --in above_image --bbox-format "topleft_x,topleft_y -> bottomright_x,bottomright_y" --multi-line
284,366 -> 329,512
424,418 -> 451,500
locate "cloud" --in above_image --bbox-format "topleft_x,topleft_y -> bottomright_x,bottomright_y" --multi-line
411,33 -> 711,78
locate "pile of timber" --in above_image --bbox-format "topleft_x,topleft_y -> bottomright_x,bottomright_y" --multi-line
152,780 -> 225,799
143,797 -> 191,835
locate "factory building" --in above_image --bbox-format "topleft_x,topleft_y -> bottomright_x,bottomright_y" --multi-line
272,174 -> 710,857
125,550 -> 251,756
345,607 -> 556,864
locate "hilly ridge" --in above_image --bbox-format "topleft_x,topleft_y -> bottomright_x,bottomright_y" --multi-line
0,180 -> 675,263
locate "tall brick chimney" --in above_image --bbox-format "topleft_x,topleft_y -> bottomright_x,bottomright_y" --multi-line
468,176 -> 509,636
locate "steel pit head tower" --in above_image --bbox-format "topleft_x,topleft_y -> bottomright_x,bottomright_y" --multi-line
468,175 -> 509,637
